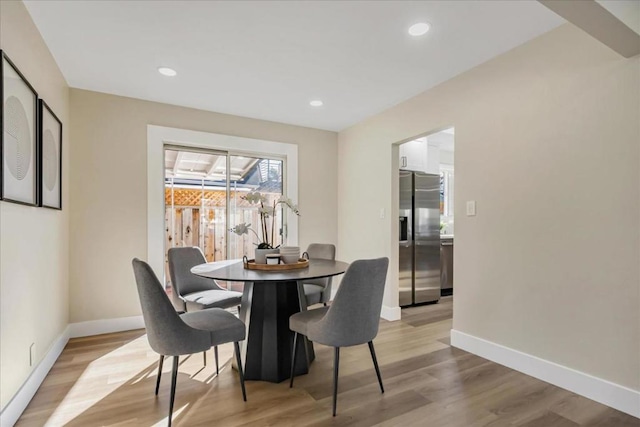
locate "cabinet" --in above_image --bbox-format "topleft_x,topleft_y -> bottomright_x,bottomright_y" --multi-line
399,139 -> 427,172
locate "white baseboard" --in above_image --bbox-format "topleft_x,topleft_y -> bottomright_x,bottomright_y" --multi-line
0,315 -> 147,426
0,327 -> 70,427
450,329 -> 640,419
381,305 -> 401,321
68,315 -> 145,338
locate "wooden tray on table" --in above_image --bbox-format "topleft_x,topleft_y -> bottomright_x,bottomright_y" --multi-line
243,256 -> 309,271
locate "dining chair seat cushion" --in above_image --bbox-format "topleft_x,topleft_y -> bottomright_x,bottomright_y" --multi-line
289,306 -> 329,337
183,290 -> 242,311
303,284 -> 324,306
168,247 -> 243,313
180,308 -> 246,347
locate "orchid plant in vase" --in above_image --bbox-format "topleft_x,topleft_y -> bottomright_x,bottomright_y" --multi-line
230,191 -> 299,249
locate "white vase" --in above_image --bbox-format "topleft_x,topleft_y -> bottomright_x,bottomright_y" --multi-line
255,248 -> 279,264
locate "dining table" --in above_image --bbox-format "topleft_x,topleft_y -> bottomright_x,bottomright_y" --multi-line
191,258 -> 349,383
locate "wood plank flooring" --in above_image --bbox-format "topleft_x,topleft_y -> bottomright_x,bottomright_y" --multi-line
16,297 -> 639,426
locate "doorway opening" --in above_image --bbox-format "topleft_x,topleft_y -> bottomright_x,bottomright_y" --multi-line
397,127 -> 454,317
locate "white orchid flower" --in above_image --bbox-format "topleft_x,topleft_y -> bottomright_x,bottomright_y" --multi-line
233,193 -> 301,249
231,223 -> 251,235
259,206 -> 275,217
244,191 -> 266,204
277,196 -> 300,215
230,222 -> 263,243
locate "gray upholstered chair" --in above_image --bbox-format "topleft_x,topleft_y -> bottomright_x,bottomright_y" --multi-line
168,247 -> 242,312
132,258 -> 247,427
289,257 -> 389,416
168,246 -> 243,374
302,243 -> 336,306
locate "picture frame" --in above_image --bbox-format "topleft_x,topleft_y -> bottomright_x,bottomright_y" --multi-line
39,100 -> 62,210
1,50 -> 39,206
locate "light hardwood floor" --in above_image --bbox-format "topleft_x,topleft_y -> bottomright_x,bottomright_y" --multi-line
17,297 -> 639,426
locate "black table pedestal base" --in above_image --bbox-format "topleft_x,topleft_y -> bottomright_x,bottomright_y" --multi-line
238,281 -> 315,383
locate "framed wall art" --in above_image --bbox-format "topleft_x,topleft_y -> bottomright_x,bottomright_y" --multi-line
1,50 -> 39,206
39,100 -> 62,209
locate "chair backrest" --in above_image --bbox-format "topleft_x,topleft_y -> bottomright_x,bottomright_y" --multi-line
309,257 -> 389,347
132,258 -> 210,356
304,243 -> 336,289
168,247 -> 221,299
306,243 -> 335,260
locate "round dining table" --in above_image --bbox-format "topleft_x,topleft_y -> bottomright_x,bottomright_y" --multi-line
191,258 -> 348,383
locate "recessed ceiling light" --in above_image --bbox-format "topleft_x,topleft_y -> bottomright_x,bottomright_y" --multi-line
309,100 -> 323,107
158,67 -> 177,77
408,23 -> 430,37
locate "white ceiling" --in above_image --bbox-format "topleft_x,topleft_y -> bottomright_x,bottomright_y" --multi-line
24,1 -> 564,131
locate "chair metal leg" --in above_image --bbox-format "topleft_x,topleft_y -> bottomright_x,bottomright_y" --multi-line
333,347 -> 340,417
214,346 -> 219,375
168,356 -> 179,427
289,332 -> 298,388
155,355 -> 164,396
203,351 -> 207,367
234,342 -> 247,401
368,341 -> 384,394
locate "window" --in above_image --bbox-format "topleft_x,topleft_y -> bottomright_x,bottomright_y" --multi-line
164,147 -> 285,286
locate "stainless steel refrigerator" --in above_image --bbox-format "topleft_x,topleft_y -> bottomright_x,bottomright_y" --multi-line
399,171 -> 441,306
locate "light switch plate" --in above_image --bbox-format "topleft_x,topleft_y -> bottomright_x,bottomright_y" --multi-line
466,200 -> 476,216
379,208 -> 385,219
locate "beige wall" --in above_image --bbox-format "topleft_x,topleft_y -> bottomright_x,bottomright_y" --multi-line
69,89 -> 337,323
0,1 -> 70,410
338,24 -> 639,390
